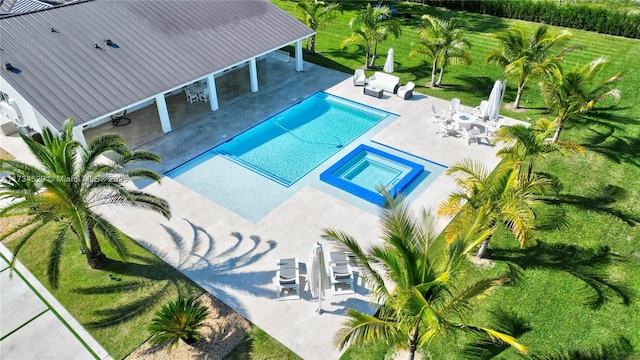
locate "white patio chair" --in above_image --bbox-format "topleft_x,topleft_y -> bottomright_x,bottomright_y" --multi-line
198,88 -> 210,103
462,126 -> 488,145
450,97 -> 462,115
431,104 -> 446,123
185,88 -> 198,104
276,258 -> 300,300
474,100 -> 489,121
436,118 -> 458,137
487,118 -> 506,137
353,69 -> 366,86
396,82 -> 415,100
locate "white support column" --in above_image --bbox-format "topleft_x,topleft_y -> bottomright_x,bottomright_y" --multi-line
207,74 -> 219,111
156,93 -> 172,133
249,58 -> 258,93
72,125 -> 88,148
295,40 -> 304,72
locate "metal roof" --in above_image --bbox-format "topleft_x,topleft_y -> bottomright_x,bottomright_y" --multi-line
0,0 -> 52,15
0,0 -> 314,129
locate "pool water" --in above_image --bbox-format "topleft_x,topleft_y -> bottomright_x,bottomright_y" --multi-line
320,145 -> 425,205
206,92 -> 391,186
338,153 -> 412,189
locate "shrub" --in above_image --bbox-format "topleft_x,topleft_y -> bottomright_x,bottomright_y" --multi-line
148,296 -> 209,351
411,0 -> 640,39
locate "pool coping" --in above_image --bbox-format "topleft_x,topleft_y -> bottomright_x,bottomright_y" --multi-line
319,144 -> 425,205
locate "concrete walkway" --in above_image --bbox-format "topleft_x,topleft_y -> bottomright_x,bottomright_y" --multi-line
0,245 -> 111,360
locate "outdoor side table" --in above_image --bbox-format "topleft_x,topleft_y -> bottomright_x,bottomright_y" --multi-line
363,85 -> 383,98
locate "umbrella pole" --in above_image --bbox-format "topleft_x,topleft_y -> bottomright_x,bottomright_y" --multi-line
316,242 -> 324,314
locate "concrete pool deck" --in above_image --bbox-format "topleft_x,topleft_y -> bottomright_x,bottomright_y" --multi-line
0,59 -> 527,359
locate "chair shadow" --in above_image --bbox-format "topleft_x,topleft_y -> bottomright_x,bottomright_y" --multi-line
490,241 -> 632,309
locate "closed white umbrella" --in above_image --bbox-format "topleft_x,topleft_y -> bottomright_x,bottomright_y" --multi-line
383,48 -> 394,73
309,242 -> 327,314
487,80 -> 503,122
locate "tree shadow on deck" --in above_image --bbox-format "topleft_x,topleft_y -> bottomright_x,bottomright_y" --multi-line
75,218 -> 278,327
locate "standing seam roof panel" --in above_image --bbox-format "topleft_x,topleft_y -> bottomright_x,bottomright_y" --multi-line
0,0 -> 314,129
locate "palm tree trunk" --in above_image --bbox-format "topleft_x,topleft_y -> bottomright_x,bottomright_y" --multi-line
86,233 -> 108,269
407,328 -> 418,360
476,219 -> 496,260
85,220 -> 108,269
310,35 -> 317,54
431,59 -> 438,87
514,81 -> 525,108
475,237 -> 491,260
365,43 -> 371,69
436,66 -> 445,86
369,40 -> 379,68
551,122 -> 563,143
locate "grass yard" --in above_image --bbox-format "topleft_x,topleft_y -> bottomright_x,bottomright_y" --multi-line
1,222 -> 203,359
275,0 -> 640,358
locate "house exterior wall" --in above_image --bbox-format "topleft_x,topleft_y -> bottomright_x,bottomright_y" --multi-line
0,75 -> 52,133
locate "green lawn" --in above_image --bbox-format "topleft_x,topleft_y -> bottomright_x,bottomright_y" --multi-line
275,1 -> 640,358
3,226 -> 204,359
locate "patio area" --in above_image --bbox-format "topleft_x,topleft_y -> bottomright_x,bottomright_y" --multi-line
88,60 -> 524,358
1,59 -> 526,359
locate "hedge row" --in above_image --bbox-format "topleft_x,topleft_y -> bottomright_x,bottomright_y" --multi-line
408,0 -> 640,39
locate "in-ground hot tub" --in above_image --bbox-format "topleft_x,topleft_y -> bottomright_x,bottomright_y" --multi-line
320,144 -> 424,205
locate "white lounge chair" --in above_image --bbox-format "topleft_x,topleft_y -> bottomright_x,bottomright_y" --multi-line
431,104 -> 446,123
397,82 -> 415,100
276,258 -> 300,300
329,262 -> 355,295
353,69 -> 366,86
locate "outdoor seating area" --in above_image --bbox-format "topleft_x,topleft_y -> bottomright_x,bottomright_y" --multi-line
184,82 -> 210,104
432,97 -> 506,143
367,71 -> 400,93
277,247 -> 356,301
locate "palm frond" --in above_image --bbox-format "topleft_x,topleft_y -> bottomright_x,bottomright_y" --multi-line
334,308 -> 398,350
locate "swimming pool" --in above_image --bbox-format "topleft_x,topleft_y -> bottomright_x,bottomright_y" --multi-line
320,144 -> 424,205
170,92 -> 391,187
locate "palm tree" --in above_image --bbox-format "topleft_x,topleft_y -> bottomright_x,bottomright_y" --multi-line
296,0 -> 342,54
438,159 -> 553,260
538,57 -> 624,143
410,15 -> 472,88
0,119 -> 170,287
495,118 -> 584,183
485,23 -> 577,108
342,4 -> 401,69
323,192 -> 528,359
148,295 -> 209,351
